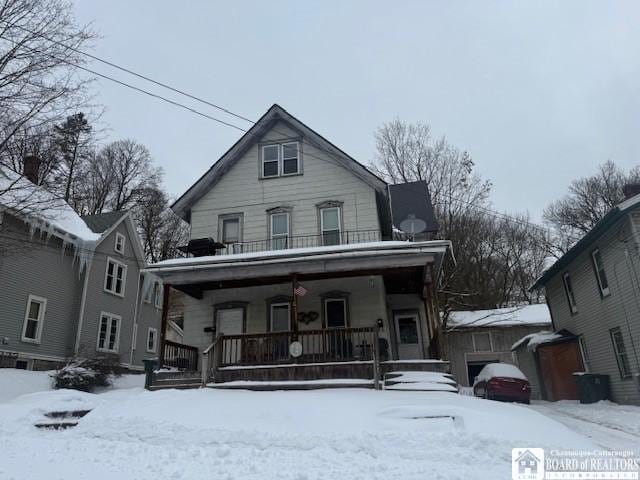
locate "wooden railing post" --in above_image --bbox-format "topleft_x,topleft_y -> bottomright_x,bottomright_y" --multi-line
373,326 -> 381,390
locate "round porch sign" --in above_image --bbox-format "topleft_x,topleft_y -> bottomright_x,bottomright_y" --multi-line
289,341 -> 303,358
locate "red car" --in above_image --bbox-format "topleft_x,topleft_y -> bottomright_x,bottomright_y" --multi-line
473,363 -> 531,404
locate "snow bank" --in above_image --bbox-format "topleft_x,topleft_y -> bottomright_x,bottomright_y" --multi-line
475,363 -> 527,384
448,303 -> 551,329
512,331 -> 562,351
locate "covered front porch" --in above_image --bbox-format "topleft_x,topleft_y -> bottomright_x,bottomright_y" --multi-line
145,241 -> 451,387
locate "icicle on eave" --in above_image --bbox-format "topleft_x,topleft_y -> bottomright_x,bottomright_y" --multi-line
73,238 -> 97,277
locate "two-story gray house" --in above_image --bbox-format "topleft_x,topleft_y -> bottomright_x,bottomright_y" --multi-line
145,104 -> 452,388
0,166 -> 162,370
531,186 -> 640,405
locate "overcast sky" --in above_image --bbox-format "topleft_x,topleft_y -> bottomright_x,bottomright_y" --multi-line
73,1 -> 640,220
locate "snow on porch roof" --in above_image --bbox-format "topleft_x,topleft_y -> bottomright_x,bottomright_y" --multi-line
0,168 -> 100,242
145,240 -> 452,273
447,303 -> 552,329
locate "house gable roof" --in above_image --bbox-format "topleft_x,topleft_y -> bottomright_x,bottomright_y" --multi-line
171,104 -> 387,221
82,210 -> 147,265
81,211 -> 128,234
531,193 -> 640,290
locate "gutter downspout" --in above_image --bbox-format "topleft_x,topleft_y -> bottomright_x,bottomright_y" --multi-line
74,261 -> 93,356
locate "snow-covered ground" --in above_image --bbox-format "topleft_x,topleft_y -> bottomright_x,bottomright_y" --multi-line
529,400 -> 640,451
0,369 -> 636,480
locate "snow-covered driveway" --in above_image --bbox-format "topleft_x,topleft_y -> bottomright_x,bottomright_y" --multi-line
529,400 -> 640,451
0,369 -> 630,480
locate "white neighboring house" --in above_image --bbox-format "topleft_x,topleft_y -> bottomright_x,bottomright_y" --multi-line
0,164 -> 161,370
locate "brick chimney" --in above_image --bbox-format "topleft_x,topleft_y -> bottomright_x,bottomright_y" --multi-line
623,184 -> 640,200
22,155 -> 41,184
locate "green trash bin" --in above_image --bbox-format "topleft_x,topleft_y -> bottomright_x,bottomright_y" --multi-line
573,373 -> 610,404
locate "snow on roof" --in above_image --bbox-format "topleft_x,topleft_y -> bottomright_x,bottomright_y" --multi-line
148,240 -> 451,269
447,304 -> 551,329
511,331 -> 562,351
0,168 -> 100,243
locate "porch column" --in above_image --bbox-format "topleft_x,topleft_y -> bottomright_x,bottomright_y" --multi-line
291,273 -> 299,336
158,283 -> 172,368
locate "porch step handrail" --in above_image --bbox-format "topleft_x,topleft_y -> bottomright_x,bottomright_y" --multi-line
201,336 -> 222,386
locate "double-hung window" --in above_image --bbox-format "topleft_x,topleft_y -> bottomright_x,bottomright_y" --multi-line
147,327 -> 158,353
114,233 -> 125,254
562,272 -> 578,314
270,303 -> 291,332
261,142 -> 300,177
321,207 -> 341,246
105,258 -> 127,296
591,249 -> 610,297
97,312 -> 121,353
610,327 -> 632,379
270,212 -> 289,250
21,295 -> 46,343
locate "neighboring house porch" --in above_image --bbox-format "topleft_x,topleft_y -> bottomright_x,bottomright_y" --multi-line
145,239 -> 451,388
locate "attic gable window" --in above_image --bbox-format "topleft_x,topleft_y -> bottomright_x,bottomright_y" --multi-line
261,141 -> 300,178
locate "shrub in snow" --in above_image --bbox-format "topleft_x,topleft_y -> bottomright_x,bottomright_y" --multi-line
52,355 -> 122,392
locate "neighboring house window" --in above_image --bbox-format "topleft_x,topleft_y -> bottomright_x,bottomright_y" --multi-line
270,302 -> 291,332
154,282 -> 163,309
578,336 -> 591,373
324,297 -> 348,328
97,312 -> 121,353
591,249 -> 610,297
105,258 -> 127,296
261,142 -> 301,178
220,214 -> 242,244
472,332 -> 492,352
114,232 -> 125,254
562,272 -> 578,313
281,142 -> 299,175
270,212 -> 289,250
147,327 -> 158,353
610,327 -> 632,379
320,206 -> 341,246
21,295 -> 46,344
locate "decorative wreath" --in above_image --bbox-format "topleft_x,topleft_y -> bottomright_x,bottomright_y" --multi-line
297,311 -> 319,325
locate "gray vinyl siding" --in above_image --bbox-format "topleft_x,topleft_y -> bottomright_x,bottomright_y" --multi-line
182,276 -> 391,352
76,220 -> 142,366
189,121 -> 381,242
545,213 -> 640,405
444,325 -> 549,391
0,214 -> 83,361
131,278 -> 163,367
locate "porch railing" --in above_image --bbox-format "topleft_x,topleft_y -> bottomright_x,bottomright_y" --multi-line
162,340 -> 199,371
215,230 -> 382,256
217,326 -> 379,368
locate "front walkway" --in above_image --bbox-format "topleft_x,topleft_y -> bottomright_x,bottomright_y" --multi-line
528,400 -> 640,451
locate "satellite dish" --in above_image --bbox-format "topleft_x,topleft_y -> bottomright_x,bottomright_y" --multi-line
399,214 -> 427,234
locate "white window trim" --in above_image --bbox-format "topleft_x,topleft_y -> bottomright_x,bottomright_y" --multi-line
219,214 -> 243,245
21,294 -> 47,344
104,257 -> 127,297
114,232 -> 126,254
610,327 -> 631,379
591,249 -> 610,297
320,206 -> 342,245
281,141 -> 300,176
146,327 -> 158,353
269,302 -> 291,332
472,331 -> 493,352
562,272 -> 578,314
270,212 -> 290,248
154,282 -> 163,309
324,298 -> 347,328
261,144 -> 280,178
578,335 -> 591,373
96,312 -> 121,353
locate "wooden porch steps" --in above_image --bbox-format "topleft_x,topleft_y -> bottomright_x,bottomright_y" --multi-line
148,372 -> 202,391
206,378 -> 375,391
34,409 -> 92,430
383,371 -> 458,392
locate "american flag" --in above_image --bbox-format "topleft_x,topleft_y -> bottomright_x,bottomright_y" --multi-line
294,283 -> 308,297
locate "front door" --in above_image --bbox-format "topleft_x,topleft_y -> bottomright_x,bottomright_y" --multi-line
216,308 -> 244,364
394,313 -> 423,360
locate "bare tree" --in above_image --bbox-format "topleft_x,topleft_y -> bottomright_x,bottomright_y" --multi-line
0,0 -> 94,153
543,161 -> 640,253
52,112 -> 92,204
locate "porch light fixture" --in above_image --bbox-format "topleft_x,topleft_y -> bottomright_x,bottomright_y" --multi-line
376,318 -> 384,329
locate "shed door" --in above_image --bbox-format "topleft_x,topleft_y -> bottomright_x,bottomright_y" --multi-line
538,340 -> 583,401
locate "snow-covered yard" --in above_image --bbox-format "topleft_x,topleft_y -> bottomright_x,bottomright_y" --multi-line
0,369 -> 637,480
